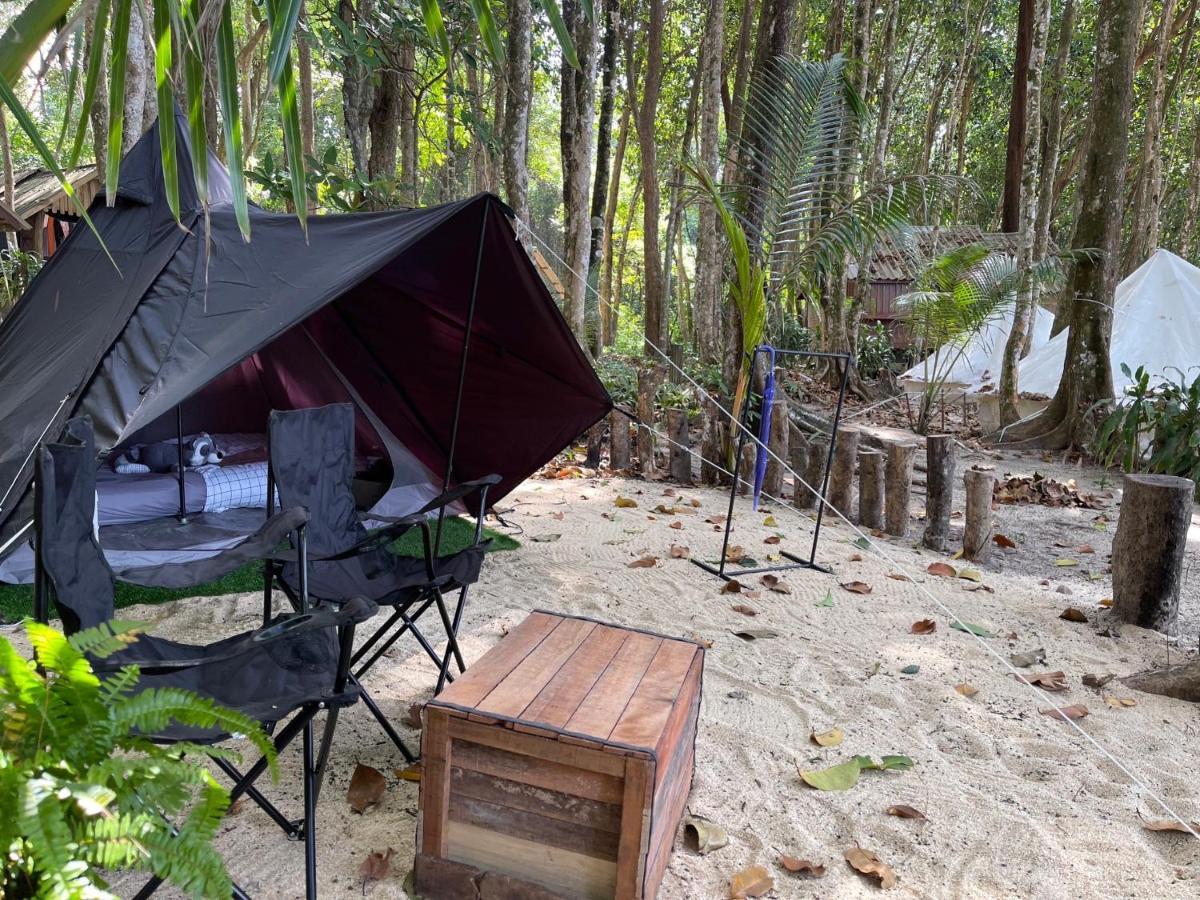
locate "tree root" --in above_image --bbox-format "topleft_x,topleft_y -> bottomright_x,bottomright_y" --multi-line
1123,658 -> 1200,703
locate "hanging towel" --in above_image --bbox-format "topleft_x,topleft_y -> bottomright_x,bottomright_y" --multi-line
752,346 -> 776,511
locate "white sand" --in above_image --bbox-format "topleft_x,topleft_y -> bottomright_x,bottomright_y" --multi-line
16,448 -> 1200,899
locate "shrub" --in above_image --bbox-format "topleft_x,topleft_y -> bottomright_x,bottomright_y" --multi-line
0,620 -> 276,898
855,321 -> 893,380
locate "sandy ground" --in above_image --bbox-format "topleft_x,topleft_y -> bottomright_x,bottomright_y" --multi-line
13,445 -> 1200,899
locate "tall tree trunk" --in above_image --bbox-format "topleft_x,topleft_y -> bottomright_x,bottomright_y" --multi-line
600,105 -> 630,347
0,109 -> 13,212
1001,0 -> 1036,232
610,174 -> 642,345
725,0 -> 757,163
123,0 -> 151,153
631,0 -> 666,354
85,0 -> 109,179
998,0 -> 1144,449
998,0 -> 1050,426
399,40 -> 419,204
662,59 -> 701,348
444,48 -> 462,200
1124,0 -> 1177,271
587,0 -> 621,355
560,0 -> 600,345
1180,110 -> 1200,258
339,0 -> 373,180
367,67 -> 402,185
694,0 -> 726,366
1034,0 -> 1076,263
466,50 -> 492,192
502,0 -> 533,222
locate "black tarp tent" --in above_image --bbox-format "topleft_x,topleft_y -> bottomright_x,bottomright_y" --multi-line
0,113 -> 611,563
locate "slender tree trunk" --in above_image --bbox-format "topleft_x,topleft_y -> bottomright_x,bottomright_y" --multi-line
694,0 -> 726,366
503,0 -> 533,223
600,106 -> 630,345
611,175 -> 642,344
367,68 -> 402,186
339,0 -> 373,180
0,109 -> 12,214
399,40 -> 418,204
998,0 -> 1144,449
1035,0 -> 1076,264
587,0 -> 621,355
444,47 -> 461,200
662,61 -> 701,348
85,0 -> 109,179
298,2 -> 315,161
631,0 -> 666,354
725,0 -> 757,163
916,68 -> 948,176
123,0 -> 151,153
1002,0 -> 1036,232
998,0 -> 1050,426
1180,111 -> 1200,258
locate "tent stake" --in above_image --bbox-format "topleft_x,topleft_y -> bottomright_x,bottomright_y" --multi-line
176,405 -> 188,523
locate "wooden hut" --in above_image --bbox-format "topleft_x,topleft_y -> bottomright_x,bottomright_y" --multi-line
0,166 -> 101,258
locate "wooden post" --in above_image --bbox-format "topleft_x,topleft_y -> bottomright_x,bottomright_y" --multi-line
963,468 -> 996,561
609,410 -> 631,471
636,366 -> 663,476
800,436 -> 827,511
828,427 -> 859,519
1111,474 -> 1195,633
667,409 -> 691,482
858,448 -> 885,530
791,438 -> 809,509
585,421 -> 604,469
699,399 -> 724,485
737,443 -> 755,496
884,442 -> 917,536
762,394 -> 789,497
922,434 -> 956,551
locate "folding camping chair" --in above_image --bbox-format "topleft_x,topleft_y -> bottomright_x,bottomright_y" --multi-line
263,403 -> 499,762
34,419 -> 378,900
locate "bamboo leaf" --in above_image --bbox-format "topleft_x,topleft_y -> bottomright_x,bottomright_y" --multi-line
0,0 -> 76,85
152,0 -> 179,221
55,29 -> 82,156
179,0 -> 207,205
0,76 -> 115,270
265,0 -> 303,84
70,0 -> 111,168
540,0 -> 579,70
420,0 -> 451,63
265,0 -> 307,232
215,0 -> 249,239
468,0 -> 505,67
106,0 -> 133,205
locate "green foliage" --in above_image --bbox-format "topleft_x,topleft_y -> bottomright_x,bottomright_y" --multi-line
247,145 -> 402,211
594,354 -> 638,406
1093,365 -> 1200,493
0,249 -> 42,320
855,321 -> 892,380
0,620 -> 277,898
770,317 -> 814,353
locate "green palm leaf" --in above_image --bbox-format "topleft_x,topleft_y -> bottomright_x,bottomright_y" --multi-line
179,0 -> 208,205
421,0 -> 451,63
469,0 -> 505,66
69,0 -> 112,168
152,0 -> 180,221
540,0 -> 580,70
266,0 -> 304,83
216,0 -> 250,239
0,0 -> 77,85
106,0 -> 133,205
265,0 -> 308,233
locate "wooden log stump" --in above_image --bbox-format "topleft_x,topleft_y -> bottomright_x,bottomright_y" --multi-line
737,443 -> 755,496
828,427 -> 859,519
609,410 -> 631,471
699,400 -> 725,485
884,442 -> 917,537
585,420 -> 604,469
791,439 -> 809,509
762,394 -> 789,498
858,448 -> 885,530
1111,473 -> 1195,634
667,409 -> 691,483
922,434 -> 956,551
963,467 -> 996,561
636,366 -> 664,475
800,436 -> 827,511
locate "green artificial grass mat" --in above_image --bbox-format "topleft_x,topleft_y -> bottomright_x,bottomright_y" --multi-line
0,516 -> 519,624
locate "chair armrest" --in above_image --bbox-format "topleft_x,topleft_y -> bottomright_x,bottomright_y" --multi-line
413,474 -> 502,516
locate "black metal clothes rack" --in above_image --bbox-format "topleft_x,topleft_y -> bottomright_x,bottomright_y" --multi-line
692,346 -> 852,582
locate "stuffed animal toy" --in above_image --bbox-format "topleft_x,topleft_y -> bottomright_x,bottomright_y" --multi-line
113,433 -> 224,474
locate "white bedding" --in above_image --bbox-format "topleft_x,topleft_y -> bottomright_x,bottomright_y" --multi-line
198,461 -> 276,513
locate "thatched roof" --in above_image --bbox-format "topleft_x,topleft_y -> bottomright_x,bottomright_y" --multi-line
865,226 -> 1032,282
0,166 -> 100,229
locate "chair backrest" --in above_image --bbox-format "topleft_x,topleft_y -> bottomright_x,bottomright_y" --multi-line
268,403 -> 367,559
35,420 -> 116,633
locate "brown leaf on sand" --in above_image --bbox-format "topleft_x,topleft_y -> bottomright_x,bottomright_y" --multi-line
721,580 -> 744,594
731,604 -> 758,617
954,682 -> 978,697
1076,544 -> 1096,554
358,848 -> 394,882
706,514 -> 727,524
993,533 -> 1018,549
886,804 -> 927,820
614,496 -> 638,508
402,702 -> 424,730
394,763 -> 422,782
690,633 -> 715,649
844,846 -> 897,889
779,856 -> 826,877
724,545 -> 746,562
628,556 -> 658,568
1039,704 -> 1089,722
926,562 -> 957,578
764,535 -> 781,544
669,544 -> 690,559
729,864 -> 774,898
910,619 -> 936,634
683,815 -> 729,854
1059,607 -> 1089,623
1139,813 -> 1200,836
810,726 -> 844,748
347,764 -> 387,813
1015,671 -> 1068,692
887,573 -> 912,582
849,552 -> 864,561
669,520 -> 684,530
758,574 -> 792,594
840,581 -> 873,594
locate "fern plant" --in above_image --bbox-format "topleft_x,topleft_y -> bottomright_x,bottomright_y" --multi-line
0,619 -> 277,899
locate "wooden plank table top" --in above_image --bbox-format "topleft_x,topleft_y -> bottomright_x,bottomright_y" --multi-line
429,610 -> 704,755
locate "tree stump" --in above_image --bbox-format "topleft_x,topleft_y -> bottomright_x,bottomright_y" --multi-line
791,438 -> 809,509
667,409 -> 691,483
585,421 -> 604,469
922,434 -> 957,551
963,468 -> 996,561
801,436 -> 828,511
700,399 -> 725,485
828,427 -> 859,519
737,443 -> 755,496
609,410 -> 631,471
858,448 -> 885,530
884,442 -> 917,537
1111,473 -> 1195,634
636,366 -> 663,475
762,394 -> 789,498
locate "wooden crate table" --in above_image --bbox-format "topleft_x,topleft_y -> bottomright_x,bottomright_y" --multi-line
415,610 -> 705,900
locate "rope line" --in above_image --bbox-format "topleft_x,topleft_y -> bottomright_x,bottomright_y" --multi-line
524,222 -> 1200,838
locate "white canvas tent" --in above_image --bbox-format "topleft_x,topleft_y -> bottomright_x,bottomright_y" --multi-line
900,303 -> 1056,397
976,248 -> 1200,430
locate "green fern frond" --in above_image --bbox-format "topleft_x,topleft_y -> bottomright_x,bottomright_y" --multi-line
68,619 -> 147,659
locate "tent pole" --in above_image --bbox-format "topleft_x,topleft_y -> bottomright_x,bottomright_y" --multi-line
175,405 -> 188,523
435,203 -> 488,555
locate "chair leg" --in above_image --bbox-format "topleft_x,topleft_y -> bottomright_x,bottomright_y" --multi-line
303,719 -> 318,900
131,876 -> 163,899
312,706 -> 340,807
212,756 -> 299,838
432,588 -> 466,673
351,676 -> 417,762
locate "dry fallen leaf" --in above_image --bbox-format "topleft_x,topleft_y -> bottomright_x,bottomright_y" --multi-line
669,520 -> 684,530
954,682 -> 978,698
402,702 -> 424,730
759,573 -> 792,594
926,562 -> 957,578
690,633 -> 715,649
1015,671 -> 1068,692
628,556 -> 658,568
683,815 -> 729,854
849,552 -> 864,561
779,856 -> 826,877
886,804 -> 927,820
653,503 -> 678,514
1076,544 -> 1096,554
1082,672 -> 1115,688
887,573 -> 912,582
762,514 -> 777,527
1010,648 -> 1046,668
1099,596 -> 1114,608
840,580 -> 873,594
958,568 -> 984,583
347,764 -> 387,813
706,515 -> 727,525
393,763 -> 422,782
729,864 -> 774,898
1105,696 -> 1137,708
669,544 -> 690,559
810,726 -> 844,748
910,619 -> 937,634
614,496 -> 638,508
993,533 -> 1018,549
721,580 -> 744,594
731,604 -> 758,617
1059,607 -> 1089,623
1054,557 -> 1079,567
844,846 -> 897,889
1039,704 -> 1089,722
1140,814 -> 1200,836
358,848 -> 394,883
764,535 -> 781,545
